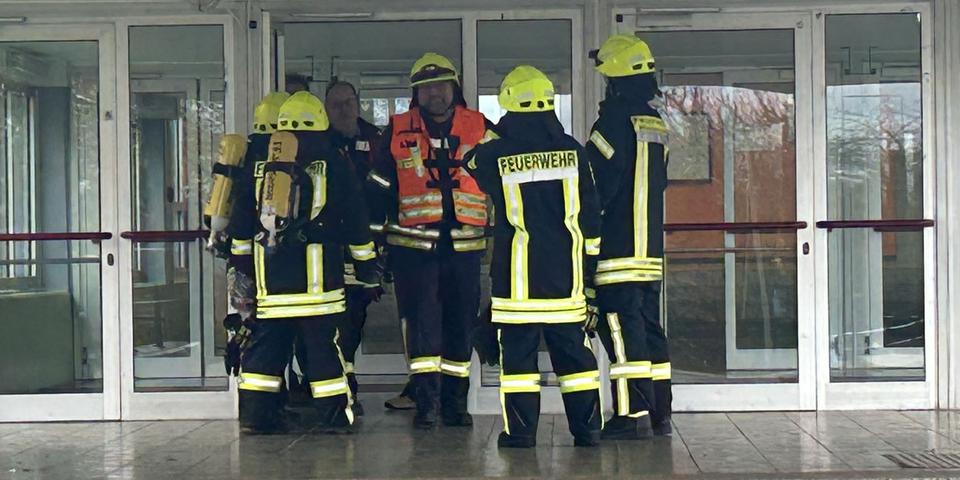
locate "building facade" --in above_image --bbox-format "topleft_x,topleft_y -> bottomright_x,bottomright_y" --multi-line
0,0 -> 958,421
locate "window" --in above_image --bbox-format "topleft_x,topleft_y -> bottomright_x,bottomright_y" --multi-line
1,88 -> 38,280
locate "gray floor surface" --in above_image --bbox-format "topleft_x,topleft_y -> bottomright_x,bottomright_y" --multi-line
3,393 -> 960,479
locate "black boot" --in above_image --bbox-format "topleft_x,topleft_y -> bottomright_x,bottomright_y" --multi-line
441,375 -> 472,427
239,391 -> 289,435
347,373 -> 364,416
574,430 -> 601,447
497,431 -> 536,448
314,402 -> 354,435
413,374 -> 441,430
414,398 -> 440,430
601,415 -> 654,440
653,417 -> 673,436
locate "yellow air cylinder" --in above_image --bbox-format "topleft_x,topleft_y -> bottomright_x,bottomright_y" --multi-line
258,130 -> 300,249
204,134 -> 248,246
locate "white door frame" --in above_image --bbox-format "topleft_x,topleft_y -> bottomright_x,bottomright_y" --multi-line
617,9 -> 818,411
811,2 -> 938,410
116,15 -> 237,420
0,23 -> 120,422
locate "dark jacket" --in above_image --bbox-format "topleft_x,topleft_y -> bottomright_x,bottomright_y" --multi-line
464,112 -> 602,324
585,74 -> 669,286
230,130 -> 377,319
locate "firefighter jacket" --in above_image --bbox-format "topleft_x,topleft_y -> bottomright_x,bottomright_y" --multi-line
331,118 -> 383,286
585,85 -> 668,286
369,105 -> 489,254
231,130 -> 378,319
464,112 -> 602,324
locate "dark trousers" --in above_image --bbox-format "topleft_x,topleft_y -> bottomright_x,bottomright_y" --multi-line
598,281 -> 671,424
391,247 -> 481,417
497,322 -> 602,439
340,285 -> 372,395
239,314 -> 352,426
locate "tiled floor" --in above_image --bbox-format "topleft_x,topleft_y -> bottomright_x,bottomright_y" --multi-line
3,394 -> 960,479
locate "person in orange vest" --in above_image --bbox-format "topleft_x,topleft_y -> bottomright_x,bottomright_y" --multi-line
369,53 -> 491,429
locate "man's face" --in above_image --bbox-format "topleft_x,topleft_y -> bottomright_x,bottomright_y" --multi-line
325,83 -> 360,137
417,80 -> 454,117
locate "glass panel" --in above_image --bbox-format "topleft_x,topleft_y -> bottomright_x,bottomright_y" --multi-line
477,20 -> 573,133
128,25 -> 228,391
283,20 -> 462,359
641,29 -> 799,383
825,14 -> 924,381
0,40 -> 102,394
284,20 -> 462,128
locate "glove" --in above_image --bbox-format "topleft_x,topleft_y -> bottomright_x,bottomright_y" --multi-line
205,231 -> 231,259
223,313 -> 253,376
584,287 -> 600,338
471,303 -> 500,367
363,285 -> 385,302
354,259 -> 383,287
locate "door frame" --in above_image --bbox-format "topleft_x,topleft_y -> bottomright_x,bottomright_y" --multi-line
616,9 -> 818,411
811,2 -> 938,410
0,23 -> 120,422
116,15 -> 238,420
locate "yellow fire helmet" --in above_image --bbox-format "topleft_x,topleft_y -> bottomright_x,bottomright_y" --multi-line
498,65 -> 556,113
252,92 -> 290,134
410,52 -> 460,87
277,91 -> 329,132
593,34 -> 656,78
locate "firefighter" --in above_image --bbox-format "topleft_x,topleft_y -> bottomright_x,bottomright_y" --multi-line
586,34 -> 672,438
464,65 -> 603,448
369,53 -> 489,429
224,91 -> 289,378
324,80 -> 385,415
236,91 -> 380,434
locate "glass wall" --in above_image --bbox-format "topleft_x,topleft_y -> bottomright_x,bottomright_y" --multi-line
128,25 -> 227,391
825,13 -> 925,381
0,41 -> 103,394
642,29 -> 799,384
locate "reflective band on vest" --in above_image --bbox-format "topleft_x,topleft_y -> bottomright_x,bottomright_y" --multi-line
390,106 -> 488,227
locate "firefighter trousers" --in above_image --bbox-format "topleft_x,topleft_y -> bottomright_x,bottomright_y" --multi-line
238,314 -> 353,427
497,322 -> 602,440
340,285 -> 373,396
391,247 -> 481,418
597,281 -> 672,425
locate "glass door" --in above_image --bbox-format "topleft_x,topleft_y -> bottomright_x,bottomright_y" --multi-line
117,21 -> 236,420
0,25 -> 120,421
622,11 -> 817,410
813,8 -> 936,409
275,18 -> 465,386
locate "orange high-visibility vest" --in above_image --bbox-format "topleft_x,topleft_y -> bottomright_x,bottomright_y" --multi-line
389,106 -> 488,227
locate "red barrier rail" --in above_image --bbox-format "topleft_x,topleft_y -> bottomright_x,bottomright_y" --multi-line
120,230 -> 210,242
664,221 -> 807,233
0,232 -> 112,241
815,219 -> 934,232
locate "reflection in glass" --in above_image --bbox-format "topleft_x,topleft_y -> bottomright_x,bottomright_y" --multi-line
825,14 -> 924,381
642,29 -> 799,383
128,26 -> 227,391
0,40 -> 102,395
